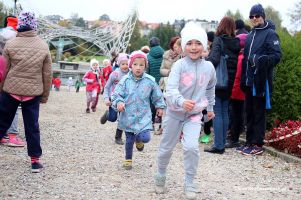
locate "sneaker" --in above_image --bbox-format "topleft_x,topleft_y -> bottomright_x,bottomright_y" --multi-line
86,108 -> 90,113
0,136 -> 9,145
242,145 -> 264,156
31,162 -> 43,173
123,159 -> 132,170
199,134 -> 210,144
154,173 -> 166,194
235,144 -> 250,153
135,141 -> 144,151
115,138 -> 124,145
154,128 -> 163,135
91,107 -> 96,112
7,134 -> 26,147
100,110 -> 108,124
225,141 -> 240,148
184,183 -> 200,200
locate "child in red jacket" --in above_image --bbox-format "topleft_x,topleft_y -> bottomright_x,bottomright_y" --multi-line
83,59 -> 101,113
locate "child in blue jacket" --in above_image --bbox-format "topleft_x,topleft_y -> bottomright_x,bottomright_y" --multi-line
111,51 -> 165,170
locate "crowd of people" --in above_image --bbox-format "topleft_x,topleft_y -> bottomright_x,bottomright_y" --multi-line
0,3 -> 282,200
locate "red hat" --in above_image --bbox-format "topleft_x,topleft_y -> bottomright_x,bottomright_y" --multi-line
7,17 -> 18,30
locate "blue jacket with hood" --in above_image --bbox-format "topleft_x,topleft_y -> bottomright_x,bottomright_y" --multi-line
241,20 -> 281,97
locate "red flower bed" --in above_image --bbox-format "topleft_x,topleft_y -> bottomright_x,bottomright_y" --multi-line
265,120 -> 301,158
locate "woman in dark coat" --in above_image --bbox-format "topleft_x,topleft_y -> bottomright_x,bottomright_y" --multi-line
204,16 -> 240,154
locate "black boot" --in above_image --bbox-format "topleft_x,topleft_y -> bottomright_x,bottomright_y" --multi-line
115,129 -> 124,145
204,146 -> 225,154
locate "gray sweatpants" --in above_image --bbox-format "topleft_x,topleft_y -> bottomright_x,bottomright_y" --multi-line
157,113 -> 202,184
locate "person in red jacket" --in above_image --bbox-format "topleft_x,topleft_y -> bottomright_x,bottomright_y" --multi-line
53,77 -> 61,91
102,59 -> 113,83
83,59 -> 101,113
225,33 -> 247,148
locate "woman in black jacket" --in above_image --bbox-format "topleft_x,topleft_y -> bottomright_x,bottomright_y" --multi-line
204,16 -> 240,154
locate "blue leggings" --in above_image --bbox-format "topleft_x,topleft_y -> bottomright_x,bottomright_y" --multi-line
125,130 -> 151,160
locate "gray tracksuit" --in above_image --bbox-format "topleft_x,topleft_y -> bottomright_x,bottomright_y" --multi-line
157,56 -> 216,184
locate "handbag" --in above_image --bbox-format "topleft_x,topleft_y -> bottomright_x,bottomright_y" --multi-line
215,37 -> 228,90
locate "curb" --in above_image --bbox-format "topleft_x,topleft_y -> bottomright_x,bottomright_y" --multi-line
239,138 -> 301,163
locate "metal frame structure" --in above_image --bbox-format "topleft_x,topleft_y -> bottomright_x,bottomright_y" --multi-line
1,0 -> 137,57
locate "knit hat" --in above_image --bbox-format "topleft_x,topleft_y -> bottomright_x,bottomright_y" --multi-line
149,37 -> 160,47
128,50 -> 148,68
17,11 -> 38,31
250,4 -> 265,19
7,17 -> 18,30
117,53 -> 129,65
236,33 -> 248,49
90,59 -> 99,69
181,21 -> 207,52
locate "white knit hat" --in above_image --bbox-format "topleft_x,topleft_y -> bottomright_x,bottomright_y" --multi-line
181,21 -> 208,52
90,58 -> 99,69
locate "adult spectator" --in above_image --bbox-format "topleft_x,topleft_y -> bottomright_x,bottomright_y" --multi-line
204,16 -> 240,154
0,11 -> 52,173
238,4 -> 282,155
235,19 -> 249,35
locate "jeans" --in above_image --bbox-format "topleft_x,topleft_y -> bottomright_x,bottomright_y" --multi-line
213,96 -> 229,150
6,110 -> 19,134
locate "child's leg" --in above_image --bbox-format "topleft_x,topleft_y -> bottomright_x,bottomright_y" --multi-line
157,115 -> 183,175
182,118 -> 202,185
135,130 -> 151,143
125,132 -> 135,160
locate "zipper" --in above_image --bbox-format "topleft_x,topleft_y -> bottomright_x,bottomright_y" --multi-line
246,31 -> 256,85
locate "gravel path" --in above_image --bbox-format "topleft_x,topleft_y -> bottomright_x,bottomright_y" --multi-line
1,88 -> 300,200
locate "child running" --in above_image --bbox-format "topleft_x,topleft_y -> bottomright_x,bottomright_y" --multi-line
154,22 -> 216,200
111,51 -> 165,170
100,53 -> 130,145
83,59 -> 101,113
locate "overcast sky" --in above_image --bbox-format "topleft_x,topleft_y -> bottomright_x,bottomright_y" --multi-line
5,0 -> 299,30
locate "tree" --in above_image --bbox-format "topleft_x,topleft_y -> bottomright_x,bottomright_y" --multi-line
0,2 -> 7,28
99,14 -> 110,21
265,6 -> 282,30
75,17 -> 86,28
225,9 -> 244,20
127,19 -> 145,53
149,23 -> 177,50
58,20 -> 71,28
289,1 -> 301,29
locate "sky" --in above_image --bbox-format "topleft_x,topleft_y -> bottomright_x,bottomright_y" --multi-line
3,0 -> 299,30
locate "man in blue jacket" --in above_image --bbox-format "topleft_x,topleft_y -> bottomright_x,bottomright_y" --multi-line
239,4 -> 282,155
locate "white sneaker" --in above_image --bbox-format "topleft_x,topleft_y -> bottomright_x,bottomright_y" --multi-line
184,183 -> 200,200
154,173 -> 166,194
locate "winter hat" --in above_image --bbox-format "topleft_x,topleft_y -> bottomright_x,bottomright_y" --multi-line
117,53 -> 129,65
128,50 -> 148,68
250,4 -> 265,19
236,33 -> 248,49
181,21 -> 207,51
17,11 -> 38,31
149,37 -> 160,47
6,17 -> 18,30
90,59 -> 99,69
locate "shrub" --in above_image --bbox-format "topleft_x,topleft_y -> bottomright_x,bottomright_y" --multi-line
265,120 -> 301,158
267,30 -> 301,128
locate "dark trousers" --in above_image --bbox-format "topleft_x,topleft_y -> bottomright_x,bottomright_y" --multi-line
230,99 -> 245,142
204,120 -> 212,135
245,87 -> 266,146
125,130 -> 150,159
0,92 -> 42,157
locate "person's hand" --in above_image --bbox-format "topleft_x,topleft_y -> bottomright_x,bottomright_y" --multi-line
40,97 -> 47,104
156,108 -> 164,117
183,100 -> 195,112
105,100 -> 112,106
207,111 -> 215,120
117,102 -> 125,112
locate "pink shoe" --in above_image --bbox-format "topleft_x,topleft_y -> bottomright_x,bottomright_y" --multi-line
7,134 -> 26,147
0,137 -> 8,145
